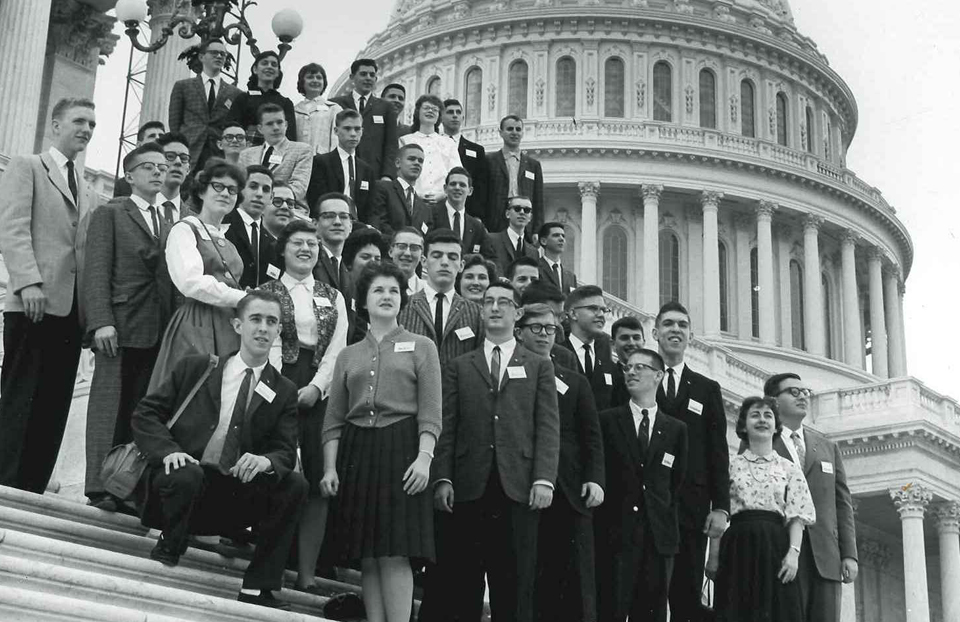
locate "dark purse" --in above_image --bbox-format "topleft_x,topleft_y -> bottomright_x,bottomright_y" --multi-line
100,355 -> 219,500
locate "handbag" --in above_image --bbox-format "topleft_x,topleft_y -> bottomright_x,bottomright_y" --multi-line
100,355 -> 219,500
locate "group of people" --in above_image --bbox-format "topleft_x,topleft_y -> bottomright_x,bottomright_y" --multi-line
0,35 -> 858,622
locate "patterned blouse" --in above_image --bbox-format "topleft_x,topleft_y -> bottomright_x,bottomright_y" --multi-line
399,131 -> 462,197
294,96 -> 342,154
729,449 -> 816,526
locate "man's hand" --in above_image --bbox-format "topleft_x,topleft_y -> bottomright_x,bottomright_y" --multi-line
528,483 -> 553,510
434,482 -> 454,513
94,326 -> 119,358
298,385 -> 321,408
20,285 -> 46,323
703,509 -> 729,538
841,558 -> 859,583
229,453 -> 271,484
581,482 -> 604,508
704,554 -> 719,581
423,190 -> 446,203
162,452 -> 198,475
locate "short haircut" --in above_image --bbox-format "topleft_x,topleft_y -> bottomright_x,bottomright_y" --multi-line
506,195 -> 532,211
122,142 -> 164,173
244,164 -> 275,183
52,97 -> 95,120
444,166 -> 473,187
247,50 -> 283,90
611,316 -> 644,340
194,158 -> 246,199
136,121 -> 166,142
256,103 -> 286,124
485,281 -> 521,306
314,192 -> 356,217
275,219 -> 318,269
564,284 -> 604,312
221,121 -> 245,134
655,300 -> 691,326
411,94 -> 444,133
735,396 -> 783,441
198,38 -> 225,54
335,108 -> 362,126
499,114 -> 523,129
236,290 -> 282,319
297,62 -> 328,95
156,131 -> 189,149
354,261 -> 409,315
272,180 -> 292,193
538,221 -> 565,240
443,98 -> 463,110
390,226 -> 424,245
350,58 -> 378,76
520,280 -> 564,307
763,372 -> 802,398
505,255 -> 540,280
397,143 -> 424,158
627,348 -> 665,371
519,302 -> 556,325
343,228 -> 387,268
381,83 -> 406,97
423,228 -> 462,255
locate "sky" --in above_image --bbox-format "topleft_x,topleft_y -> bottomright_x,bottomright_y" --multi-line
85,0 -> 960,396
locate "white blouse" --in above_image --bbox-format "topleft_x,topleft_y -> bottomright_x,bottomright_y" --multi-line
165,216 -> 246,308
294,96 -> 342,154
729,449 -> 816,526
400,131 -> 462,198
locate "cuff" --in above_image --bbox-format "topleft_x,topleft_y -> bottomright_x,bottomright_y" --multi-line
433,478 -> 453,487
533,479 -> 554,490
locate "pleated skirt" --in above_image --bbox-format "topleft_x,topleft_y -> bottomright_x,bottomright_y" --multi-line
281,348 -> 327,492
715,510 -> 803,622
333,417 -> 434,563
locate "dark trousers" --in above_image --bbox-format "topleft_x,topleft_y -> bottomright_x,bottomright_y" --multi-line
145,463 -> 307,590
597,516 -> 673,622
0,307 -> 82,493
797,538 -> 841,622
417,510 -> 460,622
535,494 -> 597,622
452,470 -> 540,622
668,524 -> 708,622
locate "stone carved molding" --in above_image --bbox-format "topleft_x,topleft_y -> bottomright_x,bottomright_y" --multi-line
700,190 -> 724,209
841,229 -> 860,246
800,120 -> 808,151
674,0 -> 694,14
768,107 -> 778,135
729,94 -> 739,123
487,83 -> 497,112
453,2 -> 471,19
684,85 -> 695,114
890,483 -> 933,519
932,502 -> 960,534
49,0 -> 118,68
803,214 -> 824,232
535,78 -> 546,108
756,200 -> 778,219
713,2 -> 736,23
586,77 -> 596,107
556,208 -> 569,224
641,184 -> 664,202
635,80 -> 646,109
856,537 -> 892,570
579,181 -> 601,199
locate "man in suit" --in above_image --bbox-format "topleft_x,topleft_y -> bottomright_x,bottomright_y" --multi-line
561,285 -> 619,411
262,181 -> 295,239
490,196 -> 540,274
218,122 -> 248,166
516,302 -> 605,622
538,221 -> 577,295
485,115 -> 544,236
224,165 -> 279,288
168,38 -> 242,169
153,132 -> 191,223
507,255 -> 542,296
434,281 -> 560,622
306,109 -> 374,221
765,372 -> 858,622
520,280 -> 579,370
609,315 -> 646,409
238,103 -> 313,212
312,192 -> 354,297
0,97 -> 97,494
113,121 -> 165,198
651,301 -> 730,622
387,227 -> 425,295
596,349 -> 688,622
381,83 -> 412,138
441,99 -> 487,219
330,59 -> 399,180
368,143 -> 424,236
132,291 -> 306,609
414,167 -> 495,261
83,143 -> 176,510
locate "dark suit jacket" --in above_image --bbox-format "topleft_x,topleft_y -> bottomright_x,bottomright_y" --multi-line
484,150 -> 544,234
312,249 -> 363,343
489,230 -> 538,275
306,150 -> 374,221
435,346 -> 560,505
551,343 -> 578,372
223,209 -> 278,289
657,364 -> 731,528
538,257 -> 577,295
560,334 -> 618,411
553,365 -> 605,516
456,135 -> 487,220
397,290 -> 483,366
168,76 -> 243,164
368,178 -> 425,237
113,176 -> 132,198
329,94 -> 399,179
83,198 -> 174,349
413,203 -> 495,261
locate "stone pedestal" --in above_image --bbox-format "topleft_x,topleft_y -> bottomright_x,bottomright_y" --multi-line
641,184 -> 663,313
0,0 -> 53,156
840,231 -> 863,368
700,191 -> 722,337
140,0 -> 198,128
578,182 -> 599,285
755,201 -> 777,345
890,484 -> 932,622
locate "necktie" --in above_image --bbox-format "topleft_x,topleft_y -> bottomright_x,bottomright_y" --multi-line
453,210 -> 462,240
347,155 -> 356,195
250,221 -> 260,284
219,368 -> 254,473
434,292 -> 444,339
516,235 -> 523,257
207,79 -> 216,112
66,160 -> 78,204
792,430 -> 806,466
261,145 -> 274,167
162,200 -> 175,224
667,368 -> 677,400
553,262 -> 562,287
330,256 -> 340,288
490,345 -> 502,391
358,95 -> 366,113
583,343 -> 594,378
406,185 -> 414,215
638,409 -> 650,461
147,205 -> 160,238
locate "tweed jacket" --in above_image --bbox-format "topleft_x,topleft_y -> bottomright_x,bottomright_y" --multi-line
538,256 -> 577,296
489,229 -> 539,275
484,150 -> 544,234
168,75 -> 243,164
257,279 -> 341,369
238,138 -> 314,210
397,289 -> 484,366
329,94 -> 399,179
367,178 -> 426,237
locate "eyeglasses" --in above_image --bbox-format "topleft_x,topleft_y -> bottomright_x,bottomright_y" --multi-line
221,135 -> 247,144
392,242 -> 423,253
573,304 -> 610,315
623,362 -> 660,374
209,181 -> 239,195
510,205 -> 533,214
420,104 -> 440,114
131,162 -> 169,173
205,51 -> 227,58
164,152 -> 191,164
520,323 -> 560,336
288,239 -> 319,250
482,297 -> 517,309
272,198 -> 296,208
318,211 -> 353,222
777,387 -> 813,398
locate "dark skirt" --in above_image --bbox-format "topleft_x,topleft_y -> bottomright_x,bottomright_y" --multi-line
281,348 -> 327,493
333,417 -> 434,563
715,510 -> 803,622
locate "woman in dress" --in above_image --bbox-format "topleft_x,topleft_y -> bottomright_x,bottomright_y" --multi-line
294,63 -> 342,154
456,253 -> 498,305
398,94 -> 461,204
229,50 -> 297,144
711,396 -> 816,622
148,159 -> 246,391
321,262 -> 441,622
256,219 -> 348,594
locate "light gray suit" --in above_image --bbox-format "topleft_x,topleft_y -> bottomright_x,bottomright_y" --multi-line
238,138 -> 313,210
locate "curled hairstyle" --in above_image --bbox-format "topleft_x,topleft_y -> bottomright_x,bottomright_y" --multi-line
456,254 -> 498,297
236,290 -> 282,319
343,228 -> 388,269
192,158 -> 246,204
411,94 -> 444,133
735,396 -> 783,441
297,63 -> 328,96
275,219 -> 318,272
354,261 -> 409,315
247,51 -> 284,91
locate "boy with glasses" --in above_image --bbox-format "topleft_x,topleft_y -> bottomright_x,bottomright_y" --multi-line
388,227 -> 426,295
262,182 -> 296,238
562,285 -> 618,410
155,132 -> 192,223
218,122 -> 248,165
490,196 -> 539,275
113,121 -> 166,197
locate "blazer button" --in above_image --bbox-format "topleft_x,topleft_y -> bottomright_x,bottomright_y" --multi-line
209,424 -> 215,430
494,416 -> 499,421
632,506 -> 638,512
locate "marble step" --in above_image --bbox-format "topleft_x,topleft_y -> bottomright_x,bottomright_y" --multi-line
0,584 -> 187,622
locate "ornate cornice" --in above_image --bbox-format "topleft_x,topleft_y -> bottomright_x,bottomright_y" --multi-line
803,213 -> 824,233
756,200 -> 778,220
700,190 -> 724,210
578,181 -> 600,199
890,483 -> 933,519
841,229 -> 859,247
49,0 -> 118,68
641,184 -> 664,202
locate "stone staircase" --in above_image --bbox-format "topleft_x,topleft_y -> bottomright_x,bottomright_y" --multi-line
0,485 -> 363,621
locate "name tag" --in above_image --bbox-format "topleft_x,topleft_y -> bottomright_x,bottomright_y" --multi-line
224,99 -> 232,110
360,180 -> 369,190
421,222 -> 429,234
821,461 -> 834,474
455,327 -> 475,341
266,264 -> 281,279
662,453 -> 675,468
254,382 -> 276,403
313,296 -> 332,307
472,244 -> 481,253
604,372 -> 613,386
688,399 -> 704,415
555,377 -> 569,395
373,115 -> 384,124
524,170 -> 535,180
394,341 -> 416,353
507,366 -> 527,379
268,153 -> 283,166
465,149 -> 477,158
350,299 -> 356,312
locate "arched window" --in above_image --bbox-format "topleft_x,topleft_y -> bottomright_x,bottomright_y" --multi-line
719,241 -> 729,332
464,67 -> 482,127
776,92 -> 789,147
822,273 -> 833,359
659,230 -> 680,306
741,80 -> 756,137
604,57 -> 625,118
602,225 -> 628,299
790,259 -> 805,349
653,61 -> 672,122
750,247 -> 759,338
699,69 -> 717,129
508,60 -> 529,119
555,57 -> 576,117
426,76 -> 441,96
805,105 -> 815,153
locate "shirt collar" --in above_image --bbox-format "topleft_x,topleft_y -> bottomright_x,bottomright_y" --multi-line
666,361 -> 686,380
157,192 -> 181,209
337,145 -> 355,160
742,448 -> 779,463
48,146 -> 70,168
501,148 -> 521,161
567,332 -> 593,351
201,72 -> 221,86
397,178 -> 412,191
129,194 -> 153,211
236,208 -> 260,226
484,337 -> 517,358
353,90 -> 371,104
264,137 -> 288,152
446,201 -> 464,216
280,271 -> 314,290
422,282 -> 452,303
506,228 -> 523,246
629,400 -> 658,421
226,352 -> 268,383
543,255 -> 561,268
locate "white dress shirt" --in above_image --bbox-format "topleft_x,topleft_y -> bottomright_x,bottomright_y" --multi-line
629,401 -> 658,443
352,90 -> 370,112
661,361 -> 686,395
337,146 -> 356,196
422,282 -> 454,330
399,131 -> 462,197
506,228 -> 524,254
202,353 -> 267,468
483,337 -> 517,387
201,72 -> 222,99
235,206 -> 262,246
165,216 -> 246,308
48,146 -> 75,192
445,202 -> 466,240
128,194 -> 159,236
407,273 -> 425,296
543,255 -> 564,284
566,333 -> 595,375
782,425 -> 806,466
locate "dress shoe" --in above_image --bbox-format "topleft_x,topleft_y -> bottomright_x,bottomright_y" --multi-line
149,534 -> 182,567
87,494 -> 119,512
237,591 -> 291,610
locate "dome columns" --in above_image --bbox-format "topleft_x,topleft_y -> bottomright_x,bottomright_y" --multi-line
578,181 -> 600,285
755,201 -> 778,345
890,484 -> 933,622
840,231 -> 864,368
802,214 -> 826,357
641,184 -> 664,313
884,265 -> 907,378
868,248 -> 889,378
700,191 -> 724,337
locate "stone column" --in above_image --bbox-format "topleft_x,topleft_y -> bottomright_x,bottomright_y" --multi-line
734,215 -> 753,340
868,249 -> 888,378
840,231 -> 864,368
140,0 -> 198,129
578,182 -> 600,285
933,502 -> 960,622
0,0 -> 53,156
756,201 -> 777,345
885,266 -> 906,377
776,224 -> 793,348
642,184 -> 663,313
890,484 -> 932,622
701,191 -> 723,337
802,215 -> 825,356
898,282 -> 909,375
